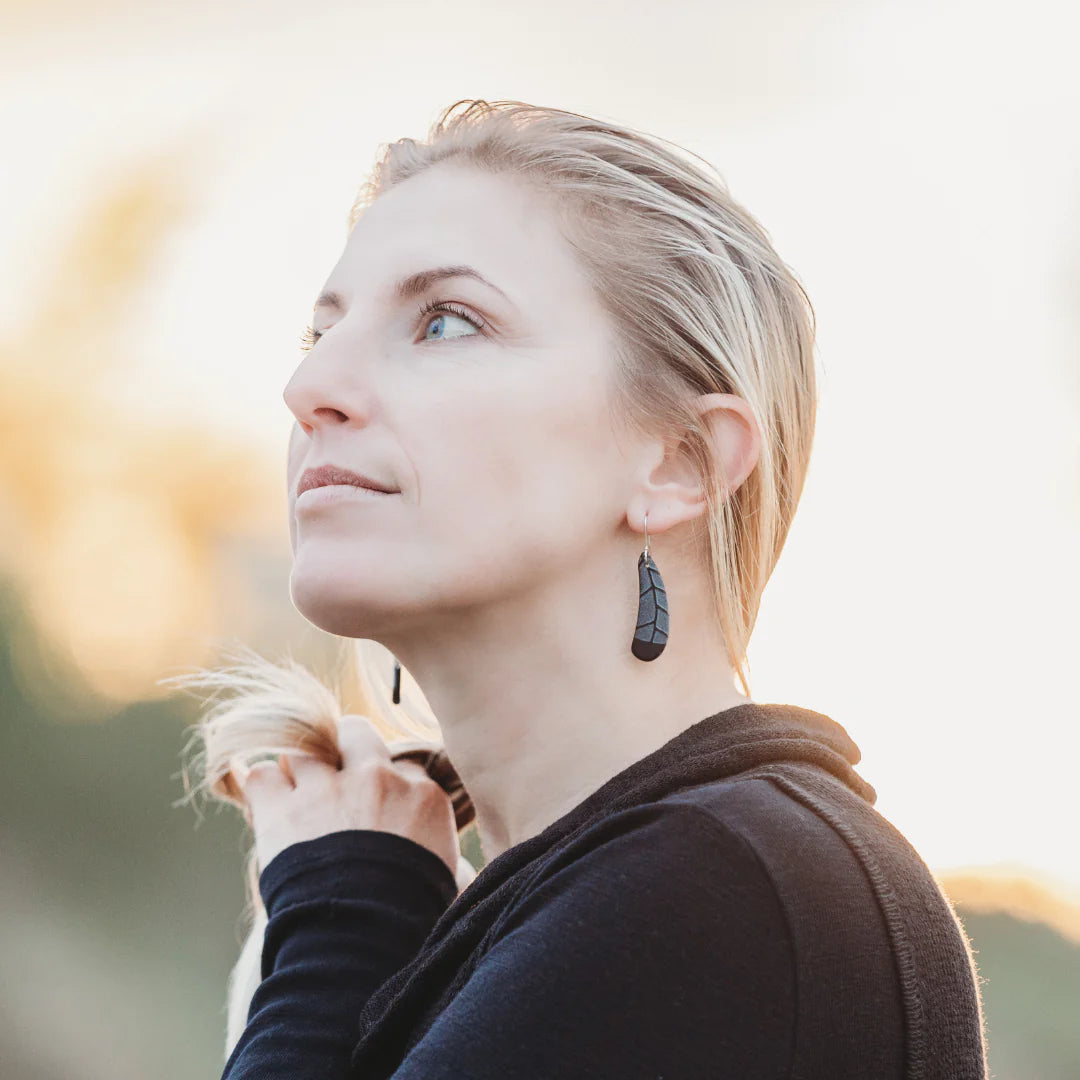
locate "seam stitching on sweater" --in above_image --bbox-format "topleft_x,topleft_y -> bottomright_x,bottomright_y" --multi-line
757,768 -> 927,1080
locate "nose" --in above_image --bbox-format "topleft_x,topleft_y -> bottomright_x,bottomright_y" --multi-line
283,334 -> 369,436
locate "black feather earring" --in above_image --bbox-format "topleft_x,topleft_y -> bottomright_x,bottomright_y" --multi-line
392,658 -> 402,704
631,509 -> 669,661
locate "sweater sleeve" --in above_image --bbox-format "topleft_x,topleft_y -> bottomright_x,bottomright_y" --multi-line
221,828 -> 459,1080
386,802 -> 796,1080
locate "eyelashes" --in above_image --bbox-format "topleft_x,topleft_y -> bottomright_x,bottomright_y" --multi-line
299,324 -> 320,353
416,297 -> 488,335
299,298 -> 488,354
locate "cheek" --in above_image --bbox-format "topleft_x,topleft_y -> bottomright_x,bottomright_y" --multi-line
412,377 -> 618,560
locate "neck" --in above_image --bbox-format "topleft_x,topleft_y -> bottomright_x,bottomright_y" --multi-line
384,544 -> 751,864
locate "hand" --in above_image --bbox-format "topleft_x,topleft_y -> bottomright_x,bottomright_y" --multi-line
229,714 -> 468,888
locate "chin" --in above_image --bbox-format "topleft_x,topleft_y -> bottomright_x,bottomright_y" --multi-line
289,583 -> 377,638
288,560 -> 390,638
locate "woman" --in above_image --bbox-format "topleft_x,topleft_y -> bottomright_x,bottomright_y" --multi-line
176,99 -> 989,1078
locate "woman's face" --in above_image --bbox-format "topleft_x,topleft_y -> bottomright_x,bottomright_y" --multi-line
284,162 -> 632,639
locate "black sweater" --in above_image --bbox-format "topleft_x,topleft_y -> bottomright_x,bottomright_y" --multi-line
220,701 -> 990,1079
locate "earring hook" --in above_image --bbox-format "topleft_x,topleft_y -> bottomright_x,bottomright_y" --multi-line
643,508 -> 650,559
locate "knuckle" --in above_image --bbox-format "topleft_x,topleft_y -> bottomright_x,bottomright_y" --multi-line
338,713 -> 378,735
352,755 -> 396,797
283,750 -> 328,781
338,714 -> 388,750
401,762 -> 437,793
246,760 -> 283,783
408,770 -> 449,808
241,760 -> 289,802
354,752 -> 390,777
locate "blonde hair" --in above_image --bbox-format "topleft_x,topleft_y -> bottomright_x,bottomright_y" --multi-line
169,98 -> 818,1062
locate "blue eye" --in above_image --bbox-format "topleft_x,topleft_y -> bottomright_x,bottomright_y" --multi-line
416,298 -> 487,342
298,298 -> 488,355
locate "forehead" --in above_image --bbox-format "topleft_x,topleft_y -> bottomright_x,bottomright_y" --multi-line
357,163 -> 542,240
325,164 -> 592,307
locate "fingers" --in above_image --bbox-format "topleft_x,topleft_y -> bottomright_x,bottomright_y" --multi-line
229,755 -> 291,821
280,750 -> 333,786
336,714 -> 393,771
276,753 -> 297,787
239,764 -> 282,827
392,757 -> 434,784
221,767 -> 245,803
227,716 -> 392,827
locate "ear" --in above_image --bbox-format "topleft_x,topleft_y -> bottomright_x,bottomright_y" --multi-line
627,393 -> 761,536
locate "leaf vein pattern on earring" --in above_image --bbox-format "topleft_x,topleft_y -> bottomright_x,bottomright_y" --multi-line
632,548 -> 669,661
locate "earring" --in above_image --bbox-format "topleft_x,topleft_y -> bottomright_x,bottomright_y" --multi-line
631,509 -> 669,661
392,658 -> 402,704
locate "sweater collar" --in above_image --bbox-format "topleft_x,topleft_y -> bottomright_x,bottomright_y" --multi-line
352,700 -> 875,1077
476,699 -> 875,888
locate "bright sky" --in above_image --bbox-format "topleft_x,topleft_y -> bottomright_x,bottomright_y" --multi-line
2,0 -> 1077,898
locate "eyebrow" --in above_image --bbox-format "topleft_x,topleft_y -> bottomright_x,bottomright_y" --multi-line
314,265 -> 509,313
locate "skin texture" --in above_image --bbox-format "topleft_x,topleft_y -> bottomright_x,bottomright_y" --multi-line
268,161 -> 762,869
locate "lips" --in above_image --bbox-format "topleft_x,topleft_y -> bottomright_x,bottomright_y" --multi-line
297,464 -> 399,497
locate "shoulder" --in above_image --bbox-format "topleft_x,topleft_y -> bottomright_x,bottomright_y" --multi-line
444,778 -> 906,1078
659,774 -> 907,1074
507,773 -> 866,918
493,792 -> 796,971
471,795 -> 797,1078
504,773 -> 906,1007
394,796 -> 800,1078
658,774 -> 901,956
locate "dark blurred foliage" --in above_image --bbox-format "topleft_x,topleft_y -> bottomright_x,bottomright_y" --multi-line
0,578 -> 248,1078
960,910 -> 1080,1079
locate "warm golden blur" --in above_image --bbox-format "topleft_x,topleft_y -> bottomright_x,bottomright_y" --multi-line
1,2 -> 1077,1077
939,870 -> 1080,950
0,153 -> 289,708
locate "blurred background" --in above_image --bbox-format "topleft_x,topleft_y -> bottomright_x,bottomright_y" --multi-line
1,0 -> 1078,1077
